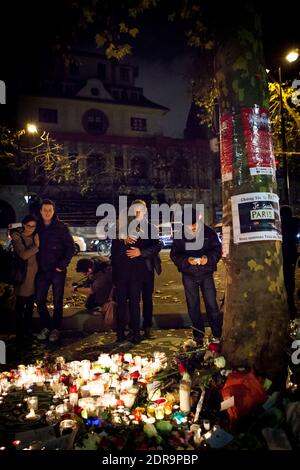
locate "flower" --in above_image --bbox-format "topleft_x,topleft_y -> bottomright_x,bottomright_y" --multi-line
208,342 -> 221,354
177,361 -> 186,374
214,356 -> 226,369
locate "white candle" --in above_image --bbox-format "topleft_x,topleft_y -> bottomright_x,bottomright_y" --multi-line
179,381 -> 191,413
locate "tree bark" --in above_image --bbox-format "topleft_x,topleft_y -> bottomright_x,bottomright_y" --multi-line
214,7 -> 289,384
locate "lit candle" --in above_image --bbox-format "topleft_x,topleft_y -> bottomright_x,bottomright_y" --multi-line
179,381 -> 191,413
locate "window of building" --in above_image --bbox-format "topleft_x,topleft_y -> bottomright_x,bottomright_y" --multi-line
131,117 -> 147,132
82,109 -> 109,135
38,108 -> 58,123
69,61 -> 79,76
97,63 -> 106,80
120,67 -> 130,82
91,87 -> 100,96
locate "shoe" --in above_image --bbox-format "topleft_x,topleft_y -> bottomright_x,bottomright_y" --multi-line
131,331 -> 141,344
49,329 -> 60,342
35,328 -> 50,341
116,332 -> 126,343
144,328 -> 154,339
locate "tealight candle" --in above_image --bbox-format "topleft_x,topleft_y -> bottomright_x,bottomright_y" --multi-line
203,419 -> 210,431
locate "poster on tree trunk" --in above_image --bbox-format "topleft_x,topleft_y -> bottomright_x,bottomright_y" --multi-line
242,106 -> 276,176
220,114 -> 233,182
231,192 -> 282,243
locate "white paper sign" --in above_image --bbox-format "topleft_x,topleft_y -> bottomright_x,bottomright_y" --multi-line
231,192 -> 282,244
220,396 -> 235,411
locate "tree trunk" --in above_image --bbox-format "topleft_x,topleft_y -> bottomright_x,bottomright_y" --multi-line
214,7 -> 289,384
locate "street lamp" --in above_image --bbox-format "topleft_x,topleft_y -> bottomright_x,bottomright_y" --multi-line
278,48 -> 299,205
26,123 -> 38,134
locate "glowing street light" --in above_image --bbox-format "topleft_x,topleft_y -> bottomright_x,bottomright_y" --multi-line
26,123 -> 38,134
285,49 -> 299,63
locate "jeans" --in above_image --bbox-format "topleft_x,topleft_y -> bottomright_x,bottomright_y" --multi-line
15,295 -> 35,338
182,273 -> 222,339
36,270 -> 66,330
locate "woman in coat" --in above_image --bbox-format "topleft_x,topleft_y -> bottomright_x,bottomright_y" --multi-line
12,214 -> 39,341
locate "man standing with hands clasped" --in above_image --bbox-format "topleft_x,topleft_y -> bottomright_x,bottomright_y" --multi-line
35,199 -> 75,342
170,208 -> 222,346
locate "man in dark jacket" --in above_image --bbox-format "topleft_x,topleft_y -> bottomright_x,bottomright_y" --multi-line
170,209 -> 222,346
35,199 -> 74,342
111,200 -> 161,343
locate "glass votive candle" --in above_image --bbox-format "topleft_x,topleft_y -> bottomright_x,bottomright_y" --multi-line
27,396 -> 38,411
203,419 -> 210,431
59,419 -> 77,436
155,403 -> 165,420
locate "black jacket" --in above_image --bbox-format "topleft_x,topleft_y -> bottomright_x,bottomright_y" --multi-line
37,215 -> 75,272
111,222 -> 161,282
170,224 -> 221,277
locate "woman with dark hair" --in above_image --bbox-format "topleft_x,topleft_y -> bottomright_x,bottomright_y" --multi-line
12,214 -> 39,341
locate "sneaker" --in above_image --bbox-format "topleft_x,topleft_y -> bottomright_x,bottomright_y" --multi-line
49,329 -> 60,342
131,331 -> 141,344
115,332 -> 126,343
35,328 -> 50,341
144,328 -> 154,339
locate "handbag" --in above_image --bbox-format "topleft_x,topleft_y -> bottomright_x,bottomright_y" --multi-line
1,237 -> 28,286
102,287 -> 117,330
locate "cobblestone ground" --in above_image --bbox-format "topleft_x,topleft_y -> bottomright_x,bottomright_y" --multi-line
1,328 -> 198,371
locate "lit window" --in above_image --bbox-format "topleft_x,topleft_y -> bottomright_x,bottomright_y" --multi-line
131,117 -> 147,132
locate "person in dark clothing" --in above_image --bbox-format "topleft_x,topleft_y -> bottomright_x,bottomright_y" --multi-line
170,209 -> 222,346
280,206 -> 300,320
12,214 -> 39,341
130,200 -> 162,338
111,201 -> 161,344
74,258 -> 113,313
35,199 -> 75,342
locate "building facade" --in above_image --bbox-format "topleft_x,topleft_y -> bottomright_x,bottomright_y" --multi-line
14,50 -> 221,228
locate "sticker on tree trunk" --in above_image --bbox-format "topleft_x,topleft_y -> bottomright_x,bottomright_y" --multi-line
220,114 -> 233,182
231,193 -> 282,243
242,107 -> 275,176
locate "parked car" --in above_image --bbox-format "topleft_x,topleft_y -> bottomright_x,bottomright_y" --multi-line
157,222 -> 173,248
89,238 -> 112,257
214,223 -> 222,243
72,235 -> 87,254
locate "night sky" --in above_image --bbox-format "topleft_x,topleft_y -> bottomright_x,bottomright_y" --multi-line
1,1 -> 299,128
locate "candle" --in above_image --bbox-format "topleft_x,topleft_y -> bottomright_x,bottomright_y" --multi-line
179,381 -> 191,413
203,419 -> 210,431
155,403 -> 165,420
59,419 -> 77,436
124,353 -> 132,363
80,360 -> 91,380
27,396 -> 38,411
89,381 -> 104,397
